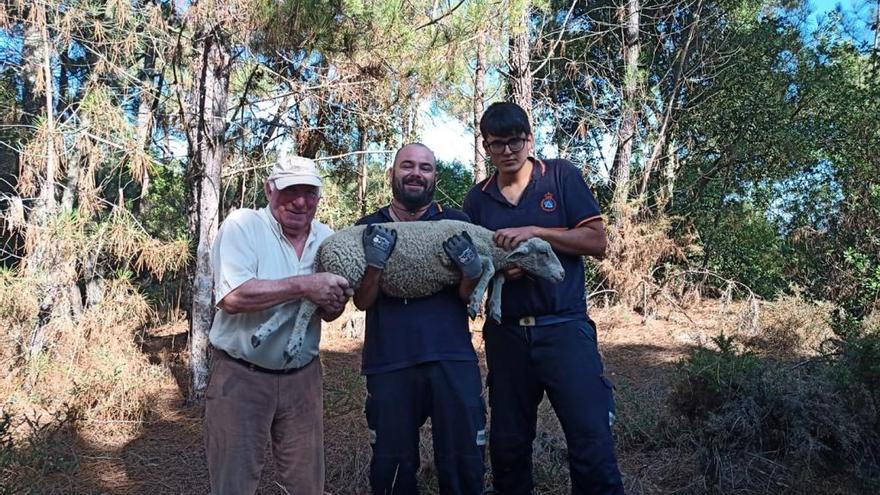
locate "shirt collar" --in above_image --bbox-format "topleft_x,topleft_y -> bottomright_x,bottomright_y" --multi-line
379,201 -> 444,221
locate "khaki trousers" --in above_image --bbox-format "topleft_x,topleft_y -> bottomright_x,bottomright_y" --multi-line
204,351 -> 324,495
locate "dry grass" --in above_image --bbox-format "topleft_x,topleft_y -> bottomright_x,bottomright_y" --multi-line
3,298 -> 875,494
598,215 -> 684,308
1,276 -> 167,491
690,294 -> 835,361
748,295 -> 835,359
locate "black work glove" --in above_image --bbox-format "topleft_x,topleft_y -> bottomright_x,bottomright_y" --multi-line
443,231 -> 483,280
362,224 -> 397,270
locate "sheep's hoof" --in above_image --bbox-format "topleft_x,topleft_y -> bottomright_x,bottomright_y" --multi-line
467,302 -> 480,319
251,335 -> 262,348
490,310 -> 502,324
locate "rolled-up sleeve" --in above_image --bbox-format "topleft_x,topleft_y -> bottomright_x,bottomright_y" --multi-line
211,212 -> 258,304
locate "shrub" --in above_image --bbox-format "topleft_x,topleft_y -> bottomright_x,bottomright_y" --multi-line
747,295 -> 834,359
696,204 -> 788,299
671,333 -> 762,420
1,276 -> 164,430
671,329 -> 880,493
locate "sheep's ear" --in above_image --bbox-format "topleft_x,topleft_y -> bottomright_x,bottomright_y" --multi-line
512,242 -> 532,255
506,242 -> 531,260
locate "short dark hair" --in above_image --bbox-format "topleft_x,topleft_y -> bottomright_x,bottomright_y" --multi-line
479,102 -> 531,138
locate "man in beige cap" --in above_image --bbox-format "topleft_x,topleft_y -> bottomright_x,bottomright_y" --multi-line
205,153 -> 351,495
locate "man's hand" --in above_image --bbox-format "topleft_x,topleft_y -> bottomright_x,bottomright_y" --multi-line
493,226 -> 541,251
503,267 -> 525,280
443,231 -> 483,280
363,224 -> 397,270
306,272 -> 351,311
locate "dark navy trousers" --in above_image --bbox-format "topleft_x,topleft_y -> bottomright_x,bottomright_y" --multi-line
483,319 -> 624,495
365,360 -> 486,494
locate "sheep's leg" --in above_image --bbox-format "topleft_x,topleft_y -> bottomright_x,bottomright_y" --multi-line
251,303 -> 296,348
283,300 -> 319,364
487,274 -> 506,323
467,256 -> 495,318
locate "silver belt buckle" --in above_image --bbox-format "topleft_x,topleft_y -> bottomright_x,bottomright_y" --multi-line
518,316 -> 536,326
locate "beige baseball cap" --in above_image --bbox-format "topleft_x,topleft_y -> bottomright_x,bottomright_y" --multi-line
269,154 -> 322,191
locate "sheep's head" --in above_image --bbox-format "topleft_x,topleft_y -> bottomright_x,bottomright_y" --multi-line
503,238 -> 565,283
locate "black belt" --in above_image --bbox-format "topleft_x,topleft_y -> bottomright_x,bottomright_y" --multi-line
499,314 -> 583,327
217,350 -> 304,375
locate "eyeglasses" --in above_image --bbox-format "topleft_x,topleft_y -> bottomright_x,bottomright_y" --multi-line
486,137 -> 527,154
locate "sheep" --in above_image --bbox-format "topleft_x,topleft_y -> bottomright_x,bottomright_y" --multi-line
251,219 -> 566,363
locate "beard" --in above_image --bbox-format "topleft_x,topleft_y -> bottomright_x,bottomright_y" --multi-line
392,176 -> 435,210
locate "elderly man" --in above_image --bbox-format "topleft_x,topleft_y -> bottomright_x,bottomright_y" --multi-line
205,154 -> 351,495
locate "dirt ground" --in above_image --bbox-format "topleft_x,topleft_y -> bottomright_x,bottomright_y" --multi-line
34,302 -> 728,494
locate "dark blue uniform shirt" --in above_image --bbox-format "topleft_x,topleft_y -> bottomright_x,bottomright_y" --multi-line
463,158 -> 602,320
356,203 -> 477,375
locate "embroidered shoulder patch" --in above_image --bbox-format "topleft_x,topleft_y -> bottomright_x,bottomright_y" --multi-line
540,192 -> 557,212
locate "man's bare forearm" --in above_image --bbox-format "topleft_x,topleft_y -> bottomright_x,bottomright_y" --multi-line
219,276 -> 312,314
457,276 -> 479,303
535,222 -> 607,257
353,267 -> 382,310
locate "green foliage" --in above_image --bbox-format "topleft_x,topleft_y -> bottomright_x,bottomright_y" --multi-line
138,163 -> 188,242
827,314 -> 880,402
671,333 -> 762,419
315,160 -> 474,229
841,248 -> 880,311
696,202 -> 788,298
317,162 -> 391,229
249,0 -> 347,53
434,160 -> 473,209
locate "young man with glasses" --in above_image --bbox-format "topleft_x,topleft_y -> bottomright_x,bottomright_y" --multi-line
463,102 -> 625,495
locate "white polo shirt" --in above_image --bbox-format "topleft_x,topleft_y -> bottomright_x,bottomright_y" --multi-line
209,207 -> 333,370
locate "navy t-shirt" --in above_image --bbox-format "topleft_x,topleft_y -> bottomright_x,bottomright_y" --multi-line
355,203 -> 477,375
463,158 -> 602,320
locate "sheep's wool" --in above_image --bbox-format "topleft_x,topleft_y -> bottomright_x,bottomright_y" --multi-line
317,220 -> 503,299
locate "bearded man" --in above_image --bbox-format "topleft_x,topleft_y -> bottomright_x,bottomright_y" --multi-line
352,143 -> 487,494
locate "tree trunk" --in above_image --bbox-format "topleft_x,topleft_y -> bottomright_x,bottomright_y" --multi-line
25,10 -> 69,360
639,0 -> 701,204
60,49 -> 78,211
473,28 -> 487,182
39,19 -> 57,214
21,22 -> 43,130
872,0 -> 880,80
507,2 -> 533,119
358,124 -> 369,217
188,25 -> 231,405
655,139 -> 678,211
609,0 -> 641,227
135,44 -> 158,201
60,143 -> 79,211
